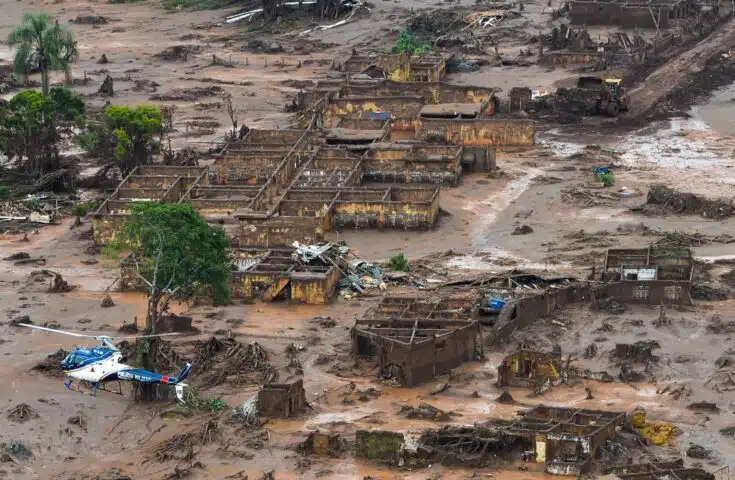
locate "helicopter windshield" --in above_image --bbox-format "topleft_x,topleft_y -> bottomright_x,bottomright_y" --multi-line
61,353 -> 82,370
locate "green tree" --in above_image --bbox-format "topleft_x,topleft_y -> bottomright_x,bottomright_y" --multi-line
392,29 -> 431,56
0,87 -> 84,177
8,13 -> 78,96
104,104 -> 163,173
111,203 -> 231,331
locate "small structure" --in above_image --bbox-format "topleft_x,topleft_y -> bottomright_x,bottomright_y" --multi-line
603,245 -> 693,305
419,405 -> 626,475
512,406 -> 626,475
258,380 -> 307,418
352,295 -> 482,386
355,430 -> 405,464
496,349 -> 561,390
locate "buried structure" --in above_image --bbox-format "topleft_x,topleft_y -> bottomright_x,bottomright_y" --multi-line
351,295 -> 482,386
602,244 -> 694,305
420,405 -> 626,475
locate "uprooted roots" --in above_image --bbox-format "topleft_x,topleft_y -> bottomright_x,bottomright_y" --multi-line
7,403 -> 39,423
192,337 -> 276,388
31,348 -> 68,377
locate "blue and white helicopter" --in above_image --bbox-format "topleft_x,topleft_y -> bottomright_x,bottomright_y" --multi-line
20,323 -> 192,402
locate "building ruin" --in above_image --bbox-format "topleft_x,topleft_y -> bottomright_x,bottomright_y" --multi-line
602,245 -> 693,305
258,379 -> 307,418
569,0 -> 696,29
351,295 -> 482,386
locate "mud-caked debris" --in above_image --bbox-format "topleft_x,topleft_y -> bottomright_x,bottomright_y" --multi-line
67,414 -> 88,432
691,283 -> 729,301
596,296 -> 626,314
97,54 -> 109,64
584,343 -> 598,358
8,315 -> 31,327
71,15 -> 110,25
153,45 -> 200,62
686,444 -> 711,459
705,314 -> 735,334
31,348 -> 68,377
615,341 -> 660,363
1,440 -> 33,459
496,391 -> 514,403
720,426 -> 735,437
715,356 -> 733,369
243,39 -> 285,53
98,75 -> 114,96
619,364 -> 647,383
150,86 -> 224,102
7,403 -> 39,423
100,294 -> 115,308
642,184 -> 733,219
399,403 -> 451,421
3,252 -> 29,261
512,224 -> 534,235
687,401 -> 719,413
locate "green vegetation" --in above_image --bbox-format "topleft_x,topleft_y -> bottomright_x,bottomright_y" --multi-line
392,29 -> 432,56
595,171 -> 615,186
162,0 -> 237,11
105,105 -> 163,173
388,252 -> 410,272
109,203 -> 231,330
73,202 -> 99,217
0,87 -> 85,177
8,13 -> 78,95
0,185 -> 9,200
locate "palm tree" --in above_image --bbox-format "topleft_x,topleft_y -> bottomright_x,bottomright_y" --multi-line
8,13 -> 78,96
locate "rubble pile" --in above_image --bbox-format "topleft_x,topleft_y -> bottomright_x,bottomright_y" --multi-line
642,184 -> 733,219
292,241 -> 384,295
418,424 -> 521,467
6,403 -> 39,423
31,348 -> 68,377
190,336 -> 276,388
398,403 -> 452,422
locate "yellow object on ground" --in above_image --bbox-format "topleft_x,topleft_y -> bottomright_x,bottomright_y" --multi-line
631,408 -> 646,428
638,423 -> 676,446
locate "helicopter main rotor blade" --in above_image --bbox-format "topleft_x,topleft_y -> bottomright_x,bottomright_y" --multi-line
114,333 -> 182,340
18,323 -> 94,338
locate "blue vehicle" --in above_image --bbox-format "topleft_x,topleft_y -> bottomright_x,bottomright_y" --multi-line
21,324 -> 191,402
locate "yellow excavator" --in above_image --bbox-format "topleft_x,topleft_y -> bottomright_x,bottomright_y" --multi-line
577,76 -> 630,117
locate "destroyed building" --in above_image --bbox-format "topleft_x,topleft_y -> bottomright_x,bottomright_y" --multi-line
605,459 -> 716,480
496,349 -> 561,390
602,245 -> 694,305
570,0 -> 696,29
339,52 -> 450,82
351,295 -> 482,386
258,379 -> 307,418
420,405 -> 626,475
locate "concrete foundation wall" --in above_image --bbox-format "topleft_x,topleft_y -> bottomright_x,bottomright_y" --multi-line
406,325 -> 478,386
291,268 -> 341,304
570,1 -> 674,27
419,118 -> 536,147
538,53 -> 604,67
232,217 -> 323,248
326,97 -> 424,127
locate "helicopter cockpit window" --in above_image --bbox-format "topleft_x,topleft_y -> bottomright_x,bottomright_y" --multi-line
62,353 -> 81,369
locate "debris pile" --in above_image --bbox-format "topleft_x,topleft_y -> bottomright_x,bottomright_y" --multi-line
31,348 -> 68,377
641,184 -> 733,219
418,424 -> 521,467
150,86 -> 225,102
7,403 -> 39,423
153,45 -> 200,62
292,241 -> 384,295
26,270 -> 76,293
191,337 -> 276,388
398,403 -> 451,422
691,283 -> 729,301
561,185 -> 619,207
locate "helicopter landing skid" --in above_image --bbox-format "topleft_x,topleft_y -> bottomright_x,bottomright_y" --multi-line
64,378 -> 124,397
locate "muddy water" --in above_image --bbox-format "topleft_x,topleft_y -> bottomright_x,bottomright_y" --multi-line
694,82 -> 735,136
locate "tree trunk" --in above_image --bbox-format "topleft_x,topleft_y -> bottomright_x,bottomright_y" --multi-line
41,65 -> 49,97
139,292 -> 161,402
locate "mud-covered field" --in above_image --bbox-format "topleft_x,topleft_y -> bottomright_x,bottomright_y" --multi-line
1,0 -> 735,479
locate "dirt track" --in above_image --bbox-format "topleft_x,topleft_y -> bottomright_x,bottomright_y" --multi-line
628,16 -> 735,117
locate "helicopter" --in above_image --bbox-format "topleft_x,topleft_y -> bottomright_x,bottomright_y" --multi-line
20,323 -> 192,402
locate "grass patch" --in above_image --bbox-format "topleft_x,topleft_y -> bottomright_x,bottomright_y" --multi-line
392,29 -> 432,56
387,253 -> 410,272
73,202 -> 99,217
0,185 -> 9,200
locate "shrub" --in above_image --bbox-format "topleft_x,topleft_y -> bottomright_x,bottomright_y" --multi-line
388,253 -> 410,272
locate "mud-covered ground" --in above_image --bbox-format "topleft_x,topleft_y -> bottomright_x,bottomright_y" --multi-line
1,0 -> 735,479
